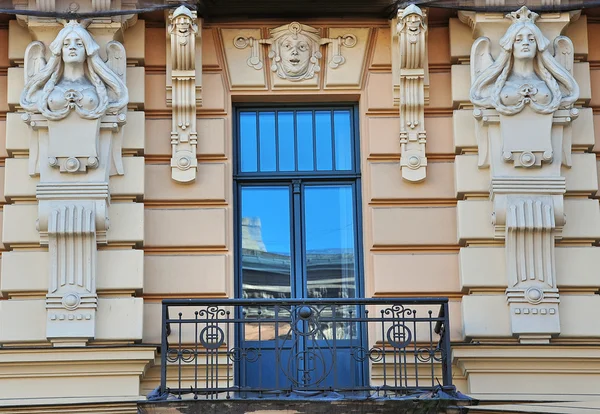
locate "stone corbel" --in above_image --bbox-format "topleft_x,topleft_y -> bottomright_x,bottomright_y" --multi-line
396,4 -> 428,182
19,17 -> 129,345
233,22 -> 357,81
468,6 -> 580,343
166,6 -> 201,183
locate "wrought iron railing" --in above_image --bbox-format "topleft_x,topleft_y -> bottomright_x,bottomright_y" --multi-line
160,298 -> 452,399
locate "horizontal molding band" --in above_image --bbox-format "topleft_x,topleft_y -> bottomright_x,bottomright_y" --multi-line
373,292 -> 464,299
144,155 -> 228,163
143,246 -> 228,254
369,199 -> 457,207
144,201 -> 228,207
142,293 -> 228,302
367,154 -> 455,162
371,245 -> 460,252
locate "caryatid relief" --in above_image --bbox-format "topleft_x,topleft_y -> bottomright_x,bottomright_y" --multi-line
234,22 -> 357,81
19,20 -> 129,343
468,6 -> 580,342
470,6 -> 578,168
21,21 -> 128,121
21,20 -> 128,175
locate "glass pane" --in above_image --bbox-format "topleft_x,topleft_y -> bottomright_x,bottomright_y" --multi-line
259,112 -> 276,172
304,185 -> 356,300
240,112 -> 258,172
241,187 -> 292,301
315,111 -> 333,171
278,112 -> 295,171
334,110 -> 352,171
296,111 -> 314,171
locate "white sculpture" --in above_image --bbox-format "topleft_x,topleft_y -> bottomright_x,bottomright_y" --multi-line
397,4 -> 428,182
167,6 -> 200,182
20,21 -> 128,344
469,6 -> 579,343
234,22 -> 357,82
21,21 -> 128,121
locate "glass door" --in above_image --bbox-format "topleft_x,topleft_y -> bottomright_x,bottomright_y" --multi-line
234,106 -> 363,392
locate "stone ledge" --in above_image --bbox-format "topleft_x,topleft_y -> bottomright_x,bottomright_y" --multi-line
0,347 -> 155,400
453,345 -> 600,399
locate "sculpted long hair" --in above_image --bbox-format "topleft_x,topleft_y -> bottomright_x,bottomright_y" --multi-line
20,23 -> 128,120
470,20 -> 578,115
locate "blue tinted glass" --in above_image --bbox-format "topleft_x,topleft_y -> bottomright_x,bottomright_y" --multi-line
334,110 -> 352,171
241,186 -> 291,299
278,112 -> 295,171
259,112 -> 276,172
240,112 -> 257,172
315,111 -> 333,171
304,185 -> 356,300
296,111 -> 314,171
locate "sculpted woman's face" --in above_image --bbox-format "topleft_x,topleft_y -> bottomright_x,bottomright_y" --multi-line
280,34 -> 311,76
513,27 -> 537,60
62,31 -> 86,64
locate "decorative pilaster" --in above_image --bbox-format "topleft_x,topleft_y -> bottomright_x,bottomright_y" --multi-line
20,18 -> 129,345
396,5 -> 428,182
469,6 -> 579,343
167,6 -> 200,183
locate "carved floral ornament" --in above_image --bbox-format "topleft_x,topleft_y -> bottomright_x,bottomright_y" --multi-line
234,22 -> 357,81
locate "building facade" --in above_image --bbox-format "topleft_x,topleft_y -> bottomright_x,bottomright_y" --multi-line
0,1 -> 600,413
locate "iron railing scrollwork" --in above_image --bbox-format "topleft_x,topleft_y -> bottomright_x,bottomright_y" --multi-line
160,298 -> 453,399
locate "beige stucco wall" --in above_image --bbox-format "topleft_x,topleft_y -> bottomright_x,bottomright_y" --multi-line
0,8 -> 600,408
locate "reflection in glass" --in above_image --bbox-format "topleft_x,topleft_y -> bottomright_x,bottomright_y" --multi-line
315,111 -> 333,171
278,112 -> 295,171
241,186 -> 292,301
240,112 -> 257,172
305,185 -> 357,340
296,111 -> 314,171
334,110 -> 352,170
259,112 -> 276,172
304,185 -> 356,299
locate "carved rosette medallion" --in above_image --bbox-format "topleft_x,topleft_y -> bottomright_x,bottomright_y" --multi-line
167,6 -> 200,183
469,7 -> 579,343
234,22 -> 357,82
20,20 -> 128,344
396,4 -> 428,182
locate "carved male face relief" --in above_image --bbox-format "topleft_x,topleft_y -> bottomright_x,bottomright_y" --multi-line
62,32 -> 86,64
279,34 -> 311,76
513,27 -> 537,60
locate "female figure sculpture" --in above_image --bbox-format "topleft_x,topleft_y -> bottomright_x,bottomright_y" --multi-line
470,6 -> 578,116
21,20 -> 127,121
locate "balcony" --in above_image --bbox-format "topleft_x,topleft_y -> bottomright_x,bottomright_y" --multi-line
155,298 -> 463,402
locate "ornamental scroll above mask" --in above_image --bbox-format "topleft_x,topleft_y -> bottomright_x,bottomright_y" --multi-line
234,22 -> 357,81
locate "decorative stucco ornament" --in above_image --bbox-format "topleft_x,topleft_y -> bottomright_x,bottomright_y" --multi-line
234,22 -> 357,81
397,4 -> 428,182
469,6 -> 580,343
19,20 -> 129,345
167,5 -> 200,183
470,5 -> 578,168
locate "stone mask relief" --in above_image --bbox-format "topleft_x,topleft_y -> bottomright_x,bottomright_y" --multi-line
234,22 -> 357,82
470,6 -> 578,116
269,22 -> 322,81
21,20 -> 128,121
